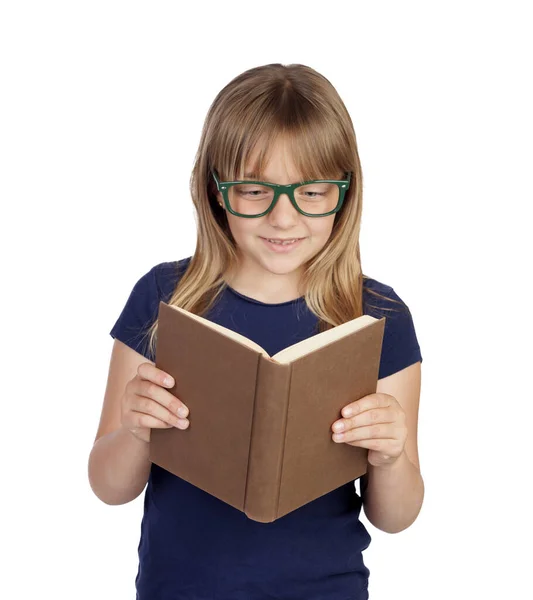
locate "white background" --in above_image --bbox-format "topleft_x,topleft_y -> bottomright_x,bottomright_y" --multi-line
2,1 -> 531,598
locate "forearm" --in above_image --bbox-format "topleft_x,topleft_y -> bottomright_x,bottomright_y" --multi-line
362,450 -> 424,533
88,426 -> 152,505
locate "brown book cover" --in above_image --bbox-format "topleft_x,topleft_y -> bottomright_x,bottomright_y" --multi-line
150,300 -> 386,523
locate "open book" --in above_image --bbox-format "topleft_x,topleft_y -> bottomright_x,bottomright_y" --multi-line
150,301 -> 386,523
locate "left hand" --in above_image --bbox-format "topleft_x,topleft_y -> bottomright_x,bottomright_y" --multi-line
331,393 -> 407,468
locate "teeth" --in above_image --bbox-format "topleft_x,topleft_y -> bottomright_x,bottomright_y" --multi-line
267,238 -> 299,245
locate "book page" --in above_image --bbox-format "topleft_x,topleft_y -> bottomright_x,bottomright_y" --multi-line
169,305 -> 270,357
272,315 -> 377,364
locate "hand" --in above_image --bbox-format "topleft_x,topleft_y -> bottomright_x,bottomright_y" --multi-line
121,362 -> 190,443
331,393 -> 407,468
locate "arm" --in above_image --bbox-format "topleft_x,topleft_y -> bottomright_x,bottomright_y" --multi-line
88,424 -> 152,505
361,361 -> 424,533
87,340 -> 154,505
361,448 -> 424,534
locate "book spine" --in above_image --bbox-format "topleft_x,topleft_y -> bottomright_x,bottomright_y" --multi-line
244,357 -> 291,523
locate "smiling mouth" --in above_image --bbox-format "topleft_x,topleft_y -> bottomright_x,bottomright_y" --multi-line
261,237 -> 305,245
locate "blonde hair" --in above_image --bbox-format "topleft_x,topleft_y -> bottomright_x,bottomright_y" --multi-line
143,63 -> 405,360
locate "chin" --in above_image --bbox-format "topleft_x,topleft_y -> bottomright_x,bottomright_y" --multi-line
260,256 -> 306,275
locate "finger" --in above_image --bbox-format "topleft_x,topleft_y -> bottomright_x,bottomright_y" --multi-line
342,393 -> 390,418
338,437 -> 392,451
134,394 -> 188,427
139,378 -> 189,418
333,423 -> 395,443
138,361 -> 175,389
337,407 -> 396,432
128,409 -> 189,430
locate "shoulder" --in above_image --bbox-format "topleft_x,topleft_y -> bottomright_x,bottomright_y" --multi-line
108,257 -> 192,360
152,257 -> 192,301
362,274 -> 393,296
362,275 -> 405,314
362,275 -> 422,379
125,257 -> 191,301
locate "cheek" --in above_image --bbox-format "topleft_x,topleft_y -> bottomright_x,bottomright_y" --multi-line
309,219 -> 335,242
226,217 -> 257,242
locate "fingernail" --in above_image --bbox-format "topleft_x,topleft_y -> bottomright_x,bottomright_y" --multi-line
333,422 -> 344,432
343,408 -> 353,417
165,376 -> 174,387
177,407 -> 188,418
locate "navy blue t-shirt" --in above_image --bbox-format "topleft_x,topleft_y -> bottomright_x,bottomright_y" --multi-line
109,257 -> 423,600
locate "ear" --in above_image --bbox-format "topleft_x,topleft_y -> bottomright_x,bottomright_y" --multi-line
216,191 -> 225,208
208,177 -> 225,208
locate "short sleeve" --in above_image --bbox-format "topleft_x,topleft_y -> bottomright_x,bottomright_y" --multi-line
109,265 -> 160,361
377,287 -> 422,379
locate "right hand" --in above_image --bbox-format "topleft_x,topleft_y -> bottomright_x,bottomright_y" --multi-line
121,362 -> 189,443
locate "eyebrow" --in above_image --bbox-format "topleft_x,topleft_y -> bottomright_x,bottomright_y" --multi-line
243,172 -> 299,182
242,172 -> 343,181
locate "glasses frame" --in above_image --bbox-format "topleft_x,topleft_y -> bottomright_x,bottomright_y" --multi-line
211,169 -> 352,218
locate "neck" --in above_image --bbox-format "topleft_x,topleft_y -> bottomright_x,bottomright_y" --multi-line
223,267 -> 304,304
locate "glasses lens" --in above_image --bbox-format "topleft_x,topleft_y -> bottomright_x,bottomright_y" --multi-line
228,184 -> 274,216
294,183 -> 340,215
228,182 -> 341,216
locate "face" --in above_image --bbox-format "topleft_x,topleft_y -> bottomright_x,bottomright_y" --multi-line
216,136 -> 338,295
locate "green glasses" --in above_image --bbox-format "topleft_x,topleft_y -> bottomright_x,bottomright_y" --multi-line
212,169 -> 351,218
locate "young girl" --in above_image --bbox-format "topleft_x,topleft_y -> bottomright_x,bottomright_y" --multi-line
89,63 -> 424,600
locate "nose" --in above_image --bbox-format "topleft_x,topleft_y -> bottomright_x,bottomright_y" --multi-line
267,192 -> 299,227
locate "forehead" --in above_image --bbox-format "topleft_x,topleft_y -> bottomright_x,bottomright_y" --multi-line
228,131 -> 343,182
240,138 -> 303,181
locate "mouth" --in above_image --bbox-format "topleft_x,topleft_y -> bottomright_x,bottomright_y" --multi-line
260,237 -> 306,252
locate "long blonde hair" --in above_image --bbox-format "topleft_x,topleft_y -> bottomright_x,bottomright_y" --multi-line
143,63 -> 405,360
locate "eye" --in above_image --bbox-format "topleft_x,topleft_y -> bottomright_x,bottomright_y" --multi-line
296,183 -> 333,199
236,185 -> 270,195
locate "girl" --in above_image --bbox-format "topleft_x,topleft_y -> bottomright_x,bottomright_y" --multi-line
88,63 -> 424,600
